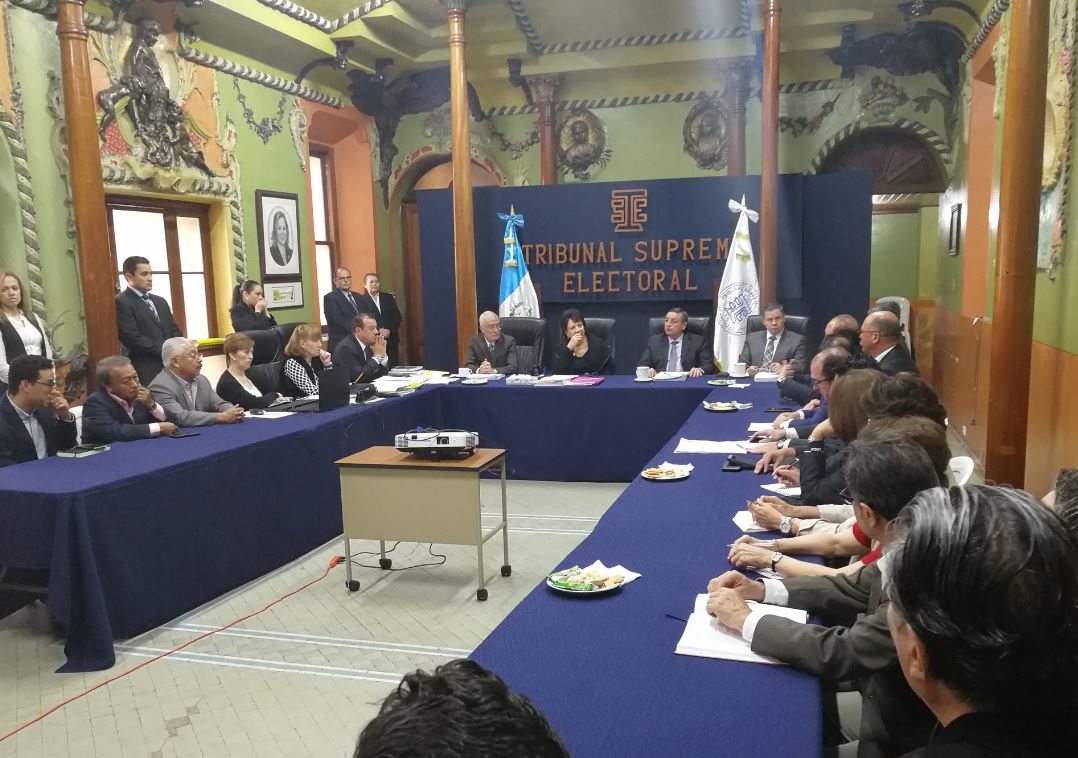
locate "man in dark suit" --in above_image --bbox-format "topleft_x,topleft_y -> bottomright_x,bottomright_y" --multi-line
148,338 -> 245,427
464,312 -> 518,375
707,436 -> 941,758
638,308 -> 712,378
332,313 -> 389,383
115,255 -> 183,384
324,267 -> 362,352
739,303 -> 810,376
0,355 -> 77,467
82,356 -> 177,444
356,273 -> 402,368
860,311 -> 918,375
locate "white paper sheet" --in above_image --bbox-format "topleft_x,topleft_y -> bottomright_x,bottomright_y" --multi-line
732,510 -> 768,533
747,422 -> 774,432
653,371 -> 688,381
246,411 -> 294,419
674,438 -> 751,454
761,482 -> 802,497
675,595 -> 807,665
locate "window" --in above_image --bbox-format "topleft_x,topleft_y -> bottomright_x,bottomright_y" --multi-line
106,196 -> 218,340
309,147 -> 338,325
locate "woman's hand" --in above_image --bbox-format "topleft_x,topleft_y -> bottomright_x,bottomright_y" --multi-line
748,501 -> 785,530
567,333 -> 584,353
318,349 -> 332,366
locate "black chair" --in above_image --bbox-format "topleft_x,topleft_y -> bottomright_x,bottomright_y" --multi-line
648,316 -> 711,338
500,317 -> 546,375
272,323 -> 303,361
240,329 -> 280,366
247,360 -> 283,395
746,314 -> 810,335
584,317 -> 616,366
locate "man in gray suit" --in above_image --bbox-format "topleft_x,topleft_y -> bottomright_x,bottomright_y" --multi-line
464,312 -> 519,375
706,435 -> 941,758
149,338 -> 245,426
739,303 -> 809,376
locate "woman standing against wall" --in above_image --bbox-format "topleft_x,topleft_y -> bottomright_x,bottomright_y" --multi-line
0,270 -> 53,391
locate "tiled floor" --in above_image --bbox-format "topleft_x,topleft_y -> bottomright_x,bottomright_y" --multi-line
0,480 -> 625,757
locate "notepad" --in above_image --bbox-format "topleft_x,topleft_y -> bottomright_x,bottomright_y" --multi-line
747,422 -> 774,432
675,594 -> 807,665
674,438 -> 750,454
761,482 -> 802,497
732,510 -> 768,533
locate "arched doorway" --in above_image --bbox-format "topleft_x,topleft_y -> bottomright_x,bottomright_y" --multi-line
393,156 -> 500,364
818,127 -> 948,194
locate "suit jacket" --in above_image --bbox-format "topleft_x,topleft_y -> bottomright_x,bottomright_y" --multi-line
752,563 -> 936,758
215,370 -> 280,409
465,334 -> 519,375
790,398 -> 828,435
638,332 -> 714,374
229,303 -> 277,333
739,329 -> 810,374
780,374 -> 819,406
875,343 -> 918,375
115,288 -> 183,384
332,335 -> 389,384
552,335 -> 611,375
797,438 -> 850,505
324,289 -> 362,351
148,369 -> 232,427
81,387 -> 172,444
356,292 -> 402,337
269,243 -> 293,268
0,393 -> 77,467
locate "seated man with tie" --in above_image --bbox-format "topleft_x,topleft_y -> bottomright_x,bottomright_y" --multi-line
0,354 -> 77,467
638,308 -> 712,378
331,313 -> 390,383
464,312 -> 519,375
82,355 -> 178,443
739,303 -> 809,377
148,338 -> 245,426
323,267 -> 362,352
114,255 -> 184,383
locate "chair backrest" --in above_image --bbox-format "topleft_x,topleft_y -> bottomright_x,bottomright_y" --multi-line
247,360 -> 283,395
874,296 -> 913,357
648,316 -> 710,338
746,314 -> 810,336
500,317 -> 547,375
240,329 -> 280,365
584,318 -> 616,365
271,323 -> 303,362
947,455 -> 975,486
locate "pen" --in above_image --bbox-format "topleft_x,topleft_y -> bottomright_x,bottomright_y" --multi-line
664,613 -> 688,623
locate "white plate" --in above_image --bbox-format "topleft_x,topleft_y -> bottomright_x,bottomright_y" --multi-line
462,378 -> 488,385
633,377 -> 654,383
545,577 -> 624,595
641,469 -> 690,481
728,373 -> 749,379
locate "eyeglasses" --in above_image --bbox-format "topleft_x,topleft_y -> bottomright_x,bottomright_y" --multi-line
181,352 -> 201,360
336,276 -> 352,281
838,487 -> 853,504
811,377 -> 831,388
34,380 -> 57,388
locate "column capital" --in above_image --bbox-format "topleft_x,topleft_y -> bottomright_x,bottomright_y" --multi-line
525,75 -> 561,104
440,0 -> 470,12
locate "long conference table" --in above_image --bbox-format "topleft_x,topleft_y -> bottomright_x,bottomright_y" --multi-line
0,377 -> 819,755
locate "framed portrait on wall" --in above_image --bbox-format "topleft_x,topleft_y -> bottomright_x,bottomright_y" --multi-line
256,190 -> 301,280
265,281 -> 303,308
948,203 -> 962,256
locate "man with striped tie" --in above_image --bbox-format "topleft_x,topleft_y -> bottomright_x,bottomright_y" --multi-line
324,267 -> 363,351
739,303 -> 809,377
115,256 -> 184,384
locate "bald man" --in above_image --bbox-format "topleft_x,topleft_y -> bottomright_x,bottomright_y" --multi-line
860,311 -> 918,374
825,314 -> 859,336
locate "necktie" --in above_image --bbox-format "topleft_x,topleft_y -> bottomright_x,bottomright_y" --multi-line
142,294 -> 160,321
762,335 -> 777,367
488,341 -> 495,352
363,346 -> 371,363
346,292 -> 358,313
666,340 -> 680,372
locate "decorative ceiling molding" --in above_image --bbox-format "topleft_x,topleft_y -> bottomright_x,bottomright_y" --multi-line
177,25 -> 342,107
538,27 -> 747,57
253,0 -> 395,34
504,0 -> 543,56
961,0 -> 1010,63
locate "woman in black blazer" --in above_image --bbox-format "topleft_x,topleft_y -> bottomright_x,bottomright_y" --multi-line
215,333 -> 285,409
280,323 -> 331,398
551,308 -> 610,375
229,280 -> 277,332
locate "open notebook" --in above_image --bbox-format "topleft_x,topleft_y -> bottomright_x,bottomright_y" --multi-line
675,594 -> 807,665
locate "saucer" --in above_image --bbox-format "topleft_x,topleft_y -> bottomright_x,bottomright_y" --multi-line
728,373 -> 749,379
633,377 -> 653,383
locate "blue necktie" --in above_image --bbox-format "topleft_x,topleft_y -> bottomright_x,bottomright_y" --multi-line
142,294 -> 160,321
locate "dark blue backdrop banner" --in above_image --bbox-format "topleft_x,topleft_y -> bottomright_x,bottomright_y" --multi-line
417,173 -> 872,373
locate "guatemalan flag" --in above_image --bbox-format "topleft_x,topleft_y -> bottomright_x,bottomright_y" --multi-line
713,196 -> 761,372
498,208 -> 540,318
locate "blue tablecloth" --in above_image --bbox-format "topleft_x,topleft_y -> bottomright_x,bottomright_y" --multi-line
471,382 -> 821,758
440,376 -> 714,481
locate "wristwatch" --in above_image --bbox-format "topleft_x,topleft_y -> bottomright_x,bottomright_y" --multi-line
770,552 -> 784,571
779,516 -> 793,535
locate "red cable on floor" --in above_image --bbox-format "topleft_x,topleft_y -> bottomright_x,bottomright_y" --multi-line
0,556 -> 342,743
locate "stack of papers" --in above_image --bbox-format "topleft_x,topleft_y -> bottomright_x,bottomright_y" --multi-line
536,374 -> 577,385
653,371 -> 688,381
732,510 -> 769,533
747,422 -> 775,432
754,372 -> 780,383
675,594 -> 807,665
246,411 -> 294,419
674,438 -> 751,454
761,482 -> 802,497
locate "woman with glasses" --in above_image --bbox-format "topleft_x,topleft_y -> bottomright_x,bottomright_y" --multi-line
0,270 -> 53,393
281,324 -> 332,398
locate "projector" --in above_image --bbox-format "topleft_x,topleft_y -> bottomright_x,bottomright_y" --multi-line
395,428 -> 479,458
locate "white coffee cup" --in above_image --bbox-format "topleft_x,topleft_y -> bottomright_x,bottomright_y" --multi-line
635,366 -> 650,380
731,362 -> 747,376
458,367 -> 472,376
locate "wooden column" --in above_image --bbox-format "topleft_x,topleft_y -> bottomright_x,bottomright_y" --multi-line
528,75 -> 560,185
984,0 -> 1050,487
444,0 -> 478,363
725,63 -> 748,177
57,0 -> 119,373
758,0 -> 781,305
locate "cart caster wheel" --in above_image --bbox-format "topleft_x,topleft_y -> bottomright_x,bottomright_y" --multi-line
346,580 -> 360,592
476,588 -> 488,601
501,565 -> 512,577
379,558 -> 392,570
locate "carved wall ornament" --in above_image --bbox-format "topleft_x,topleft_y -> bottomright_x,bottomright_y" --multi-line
557,108 -> 611,180
828,21 -> 965,93
233,77 -> 289,144
859,75 -> 910,122
682,98 -> 729,171
289,100 -> 309,173
778,93 -> 841,137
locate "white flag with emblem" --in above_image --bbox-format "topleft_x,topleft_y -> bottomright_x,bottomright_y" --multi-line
713,196 -> 760,372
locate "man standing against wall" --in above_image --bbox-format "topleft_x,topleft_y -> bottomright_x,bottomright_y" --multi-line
324,267 -> 360,352
115,256 -> 183,384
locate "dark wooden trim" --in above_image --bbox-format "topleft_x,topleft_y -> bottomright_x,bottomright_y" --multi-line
162,213 -> 187,332
758,0 -> 781,306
